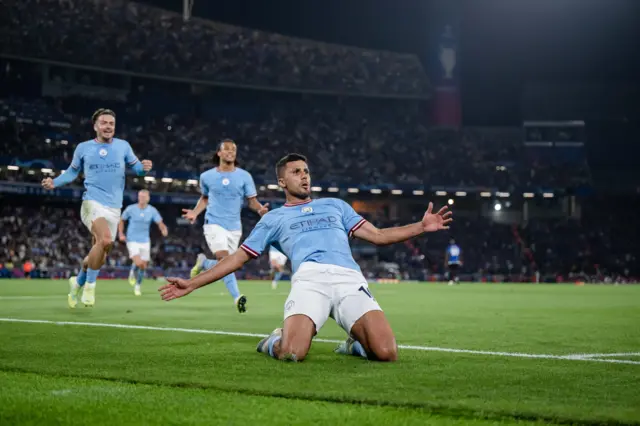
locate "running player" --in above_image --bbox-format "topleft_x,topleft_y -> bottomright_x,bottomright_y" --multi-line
182,139 -> 268,313
160,153 -> 452,362
118,189 -> 168,296
445,238 -> 462,285
268,245 -> 288,290
42,108 -> 152,307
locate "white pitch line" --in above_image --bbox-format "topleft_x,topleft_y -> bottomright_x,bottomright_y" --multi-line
567,352 -> 640,359
0,317 -> 639,365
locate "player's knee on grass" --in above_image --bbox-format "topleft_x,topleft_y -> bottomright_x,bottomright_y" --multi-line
278,314 -> 316,362
350,310 -> 398,362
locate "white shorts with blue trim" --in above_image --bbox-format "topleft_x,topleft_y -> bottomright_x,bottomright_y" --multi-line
284,262 -> 382,334
80,200 -> 120,241
203,224 -> 242,254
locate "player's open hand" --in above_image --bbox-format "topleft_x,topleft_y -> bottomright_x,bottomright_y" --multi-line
159,277 -> 193,301
141,160 -> 153,172
258,203 -> 270,217
41,177 -> 55,190
422,202 -> 452,232
118,233 -> 126,243
182,209 -> 198,224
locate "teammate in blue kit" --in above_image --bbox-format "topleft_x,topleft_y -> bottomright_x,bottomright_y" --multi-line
42,108 -> 152,308
118,189 -> 168,296
160,153 -> 452,362
268,245 -> 288,290
181,139 -> 269,313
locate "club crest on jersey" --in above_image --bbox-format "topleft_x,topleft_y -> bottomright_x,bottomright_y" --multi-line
99,148 -> 108,158
222,178 -> 230,186
301,206 -> 313,213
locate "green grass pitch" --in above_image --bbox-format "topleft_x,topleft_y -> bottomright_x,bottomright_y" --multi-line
0,279 -> 639,425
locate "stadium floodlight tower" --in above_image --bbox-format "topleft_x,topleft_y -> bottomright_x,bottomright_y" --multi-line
183,0 -> 194,22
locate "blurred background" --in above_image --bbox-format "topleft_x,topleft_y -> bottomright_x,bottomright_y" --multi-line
0,0 -> 638,284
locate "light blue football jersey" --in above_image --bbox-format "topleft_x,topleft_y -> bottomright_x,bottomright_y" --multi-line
122,204 -> 163,243
68,138 -> 140,208
241,198 -> 366,274
200,167 -> 257,231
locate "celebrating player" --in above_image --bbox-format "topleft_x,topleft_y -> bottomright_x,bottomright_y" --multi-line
268,245 -> 288,290
182,139 -> 268,313
118,189 -> 168,296
159,153 -> 452,362
42,108 -> 152,307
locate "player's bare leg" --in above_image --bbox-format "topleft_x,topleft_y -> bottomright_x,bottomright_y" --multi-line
78,218 -> 113,307
131,255 -> 147,296
338,311 -> 398,362
270,262 -> 284,290
257,314 -> 316,362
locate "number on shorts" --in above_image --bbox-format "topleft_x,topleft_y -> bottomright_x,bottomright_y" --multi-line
358,285 -> 374,299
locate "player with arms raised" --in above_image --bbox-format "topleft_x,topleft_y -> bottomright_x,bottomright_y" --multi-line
182,139 -> 268,313
42,108 -> 152,307
160,153 -> 452,362
118,189 -> 168,296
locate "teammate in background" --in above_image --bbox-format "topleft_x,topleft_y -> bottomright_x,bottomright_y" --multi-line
160,153 -> 452,363
268,245 -> 288,290
118,189 -> 168,296
42,108 -> 152,307
445,238 -> 462,285
182,139 -> 269,313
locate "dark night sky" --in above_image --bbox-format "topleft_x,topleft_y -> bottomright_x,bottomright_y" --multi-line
141,0 -> 640,125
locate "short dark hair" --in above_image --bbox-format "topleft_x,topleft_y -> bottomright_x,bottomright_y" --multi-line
214,139 -> 238,166
276,153 -> 308,178
92,108 -> 116,124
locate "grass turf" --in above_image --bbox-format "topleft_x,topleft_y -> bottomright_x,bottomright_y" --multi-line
0,279 -> 638,425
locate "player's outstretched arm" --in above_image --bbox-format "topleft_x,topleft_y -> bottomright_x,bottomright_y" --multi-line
42,167 -> 80,190
247,197 -> 269,217
118,219 -> 127,242
159,249 -> 252,301
181,196 -> 208,224
353,202 -> 452,246
157,221 -> 169,237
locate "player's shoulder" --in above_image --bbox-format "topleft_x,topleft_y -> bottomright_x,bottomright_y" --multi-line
200,168 -> 216,179
74,140 -> 94,151
316,197 -> 347,209
234,167 -> 253,178
113,137 -> 130,146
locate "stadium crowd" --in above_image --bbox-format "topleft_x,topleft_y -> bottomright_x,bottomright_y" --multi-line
0,0 -> 428,97
0,95 -> 591,191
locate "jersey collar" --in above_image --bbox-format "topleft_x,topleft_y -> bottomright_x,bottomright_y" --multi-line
284,199 -> 313,207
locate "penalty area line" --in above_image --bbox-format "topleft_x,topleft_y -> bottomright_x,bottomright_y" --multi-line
0,317 -> 638,365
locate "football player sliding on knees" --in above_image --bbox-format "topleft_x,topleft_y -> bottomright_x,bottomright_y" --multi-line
159,153 -> 452,363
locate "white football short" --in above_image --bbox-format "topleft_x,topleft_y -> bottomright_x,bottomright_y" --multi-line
80,200 -> 120,241
269,250 -> 288,267
203,224 -> 242,254
284,262 -> 382,335
127,242 -> 151,261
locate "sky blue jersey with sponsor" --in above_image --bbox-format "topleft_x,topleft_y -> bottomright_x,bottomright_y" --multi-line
122,204 -> 163,243
53,138 -> 144,209
241,198 -> 367,274
447,244 -> 461,264
200,167 -> 257,231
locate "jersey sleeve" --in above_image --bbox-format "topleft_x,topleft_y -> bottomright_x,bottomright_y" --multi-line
152,207 -> 163,224
243,171 -> 257,198
121,206 -> 131,220
124,142 -> 140,167
336,199 -> 367,238
240,217 -> 277,258
199,173 -> 210,196
70,144 -> 84,170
